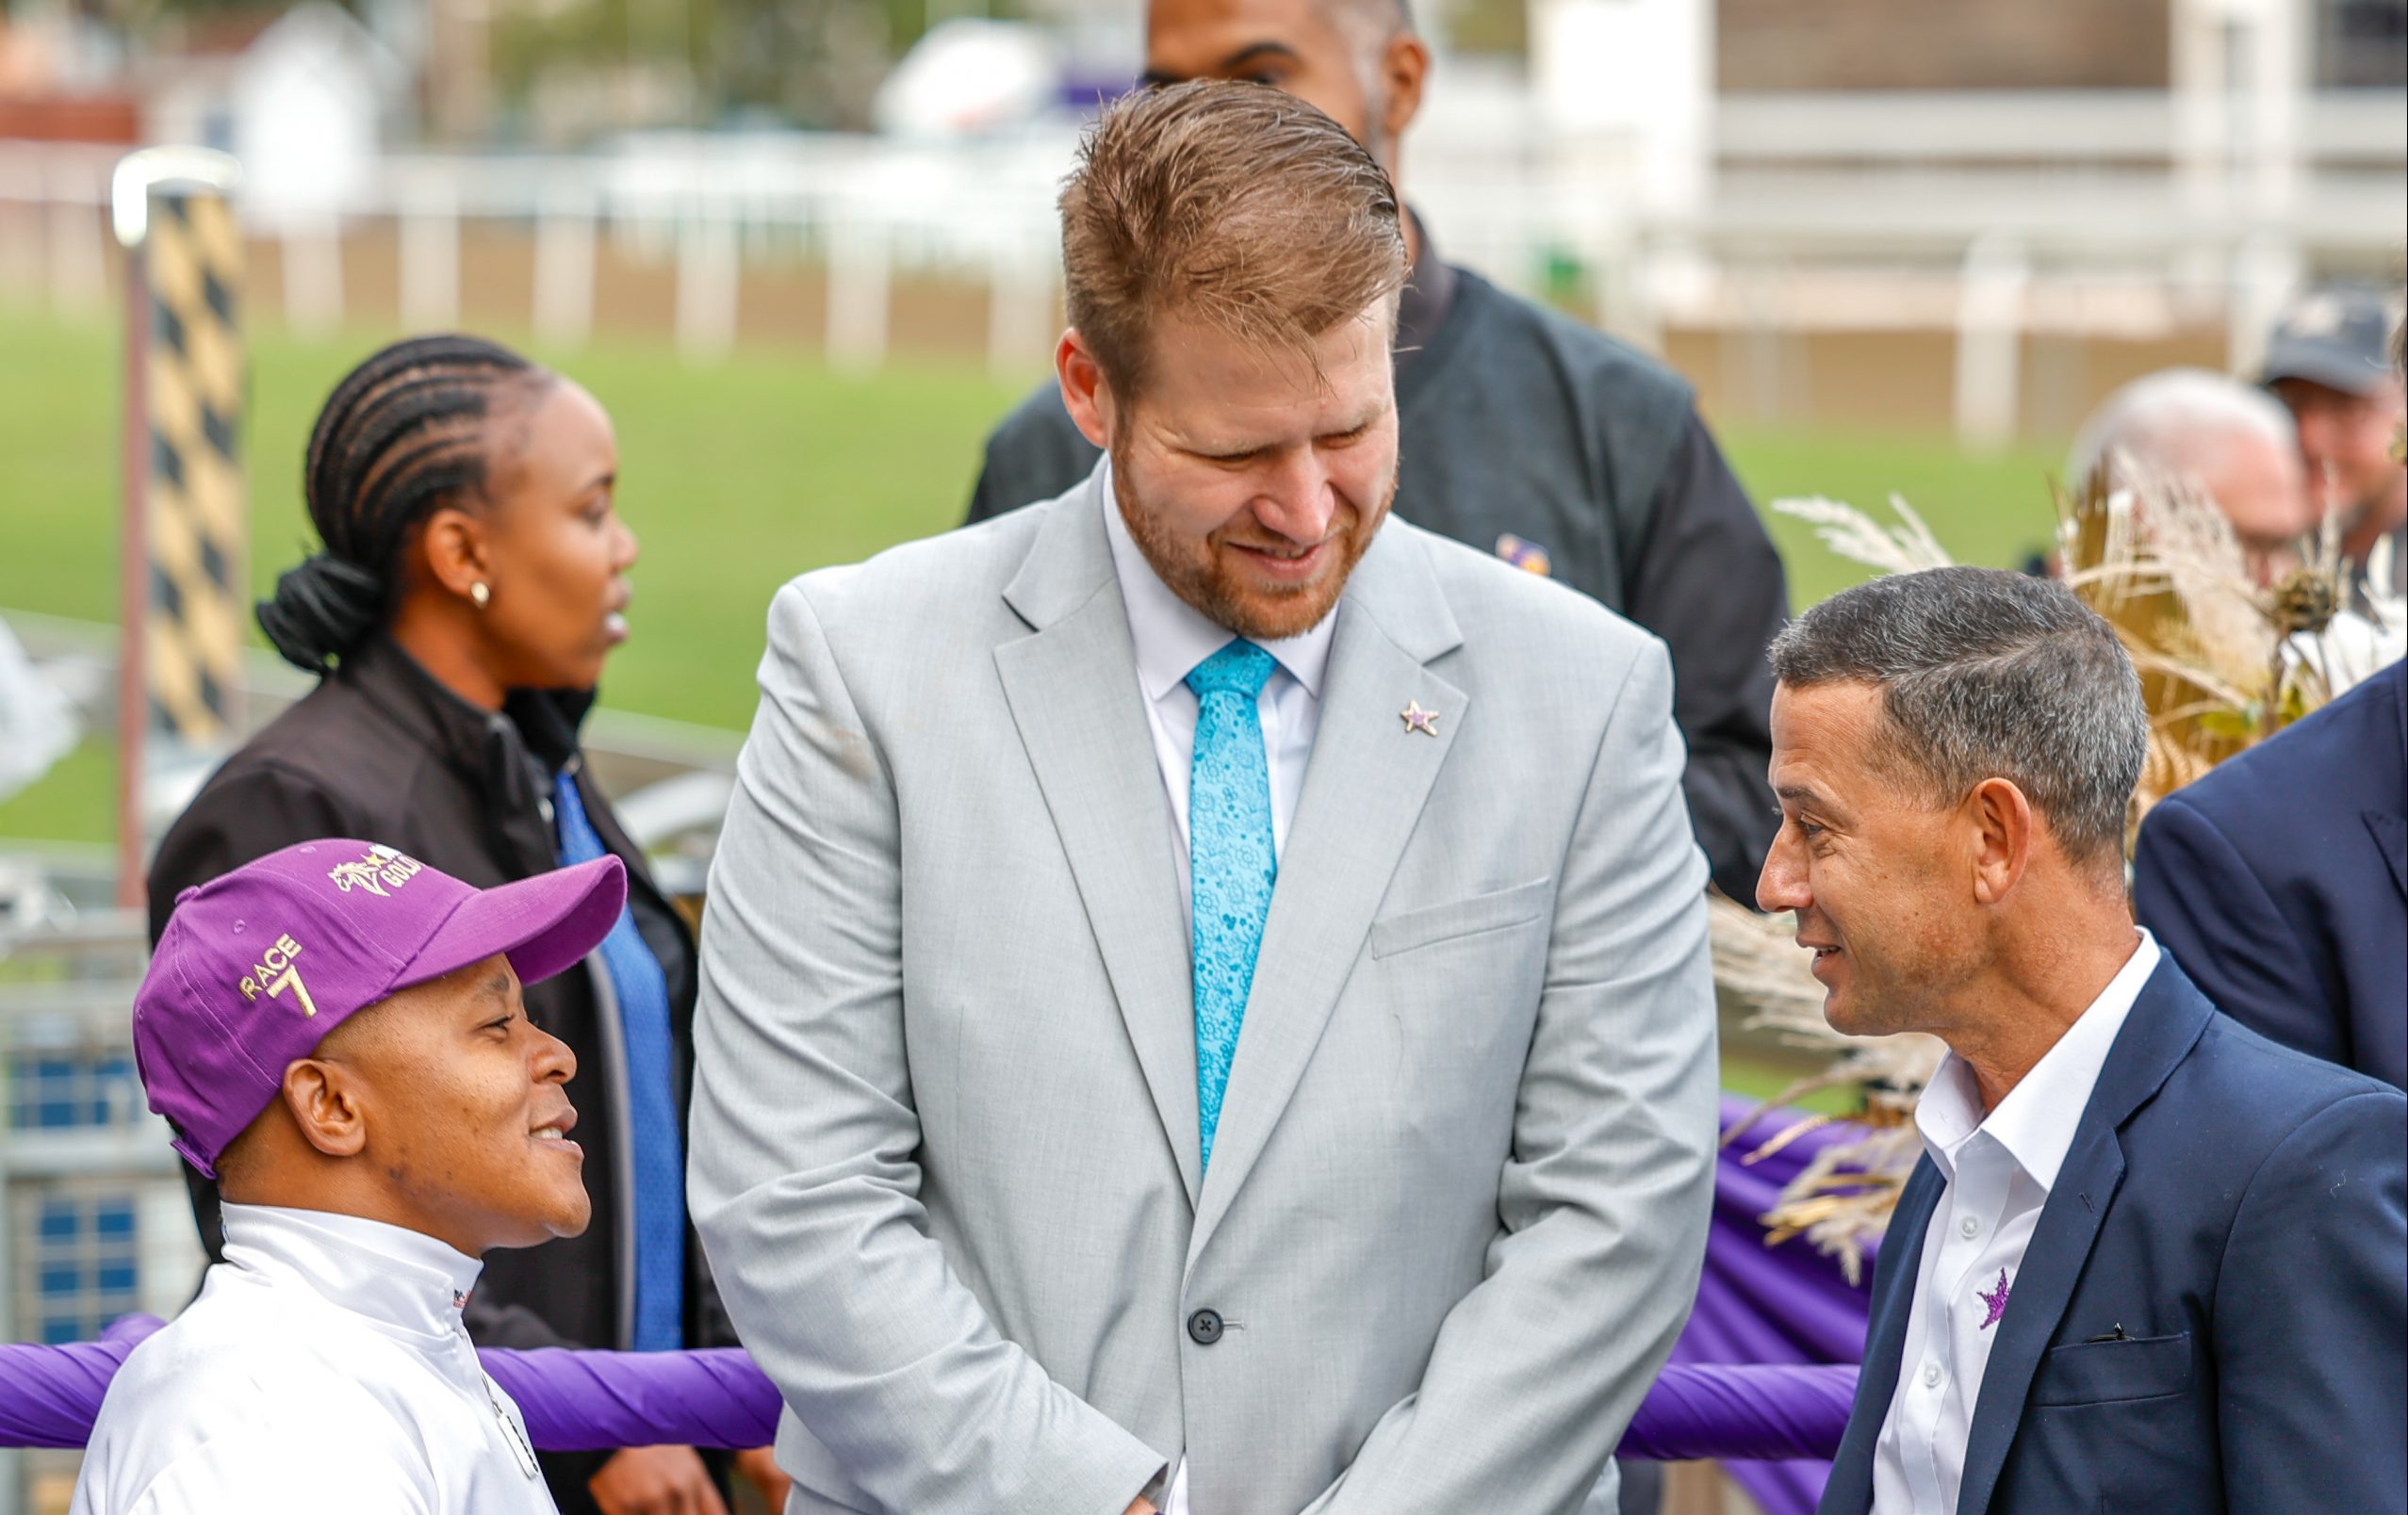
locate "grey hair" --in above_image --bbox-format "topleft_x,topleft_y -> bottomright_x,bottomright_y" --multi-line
1318,0 -> 1415,163
1768,567 -> 2147,867
1321,0 -> 1414,44
2065,367 -> 2298,488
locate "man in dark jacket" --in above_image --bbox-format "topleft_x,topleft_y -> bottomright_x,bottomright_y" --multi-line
965,0 -> 1789,904
2133,659 -> 2407,1089
146,635 -> 759,1513
1760,570 -> 2405,1515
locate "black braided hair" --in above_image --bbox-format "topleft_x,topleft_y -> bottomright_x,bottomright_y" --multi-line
255,334 -> 548,676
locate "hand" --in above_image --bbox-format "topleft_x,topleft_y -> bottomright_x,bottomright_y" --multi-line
733,1445 -> 791,1510
588,1445 -> 729,1515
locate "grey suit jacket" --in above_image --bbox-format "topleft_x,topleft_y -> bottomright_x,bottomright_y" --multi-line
689,464 -> 1720,1515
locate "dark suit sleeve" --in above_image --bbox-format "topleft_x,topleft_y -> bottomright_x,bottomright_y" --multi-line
2132,794 -> 2346,1067
963,381 -> 1104,526
1621,411 -> 1786,904
2214,1091 -> 2408,1514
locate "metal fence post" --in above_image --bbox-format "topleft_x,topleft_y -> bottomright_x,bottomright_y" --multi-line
399,168 -> 462,331
1954,234 -> 2028,453
985,224 -> 1055,382
826,211 -> 890,374
534,181 -> 598,348
109,149 -> 246,908
675,205 -> 740,364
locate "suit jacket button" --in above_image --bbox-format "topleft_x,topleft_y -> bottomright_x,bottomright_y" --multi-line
1187,1309 -> 1223,1345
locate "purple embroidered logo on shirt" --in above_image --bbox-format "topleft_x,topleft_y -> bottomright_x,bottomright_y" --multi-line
1977,1268 -> 2011,1330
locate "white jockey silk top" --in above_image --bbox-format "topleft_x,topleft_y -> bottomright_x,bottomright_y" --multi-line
72,1202 -> 558,1515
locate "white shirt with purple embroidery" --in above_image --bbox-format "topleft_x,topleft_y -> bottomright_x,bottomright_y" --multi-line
72,1203 -> 555,1515
1870,930 -> 2161,1515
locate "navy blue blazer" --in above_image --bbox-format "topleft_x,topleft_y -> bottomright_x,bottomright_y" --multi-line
2134,659 -> 2407,1088
1817,957 -> 2406,1515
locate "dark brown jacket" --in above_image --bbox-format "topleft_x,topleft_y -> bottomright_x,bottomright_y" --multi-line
146,634 -> 729,1507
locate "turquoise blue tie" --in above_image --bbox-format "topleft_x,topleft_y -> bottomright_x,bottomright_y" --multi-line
552,771 -> 684,1352
1186,640 -> 1279,1175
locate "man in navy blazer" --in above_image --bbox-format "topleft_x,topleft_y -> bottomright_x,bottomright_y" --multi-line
2133,659 -> 2407,1088
1757,568 -> 2406,1515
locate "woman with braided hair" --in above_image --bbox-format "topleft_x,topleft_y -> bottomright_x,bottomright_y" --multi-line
147,334 -> 785,1515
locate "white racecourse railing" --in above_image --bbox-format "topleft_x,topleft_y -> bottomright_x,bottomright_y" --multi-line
1,88 -> 2403,443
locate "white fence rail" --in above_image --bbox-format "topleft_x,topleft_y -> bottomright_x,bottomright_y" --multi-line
1,88 -> 2402,438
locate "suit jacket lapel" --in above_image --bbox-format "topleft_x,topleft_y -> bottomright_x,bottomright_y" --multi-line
2374,667 -> 2407,898
1954,960 -> 2214,1515
1822,1159 -> 1944,1514
996,476 -> 1205,1206
2365,809 -> 2406,899
1187,524 -> 1466,1260
1952,1120 -> 2124,1515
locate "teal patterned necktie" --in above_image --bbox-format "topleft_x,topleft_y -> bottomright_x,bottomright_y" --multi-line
1186,639 -> 1279,1175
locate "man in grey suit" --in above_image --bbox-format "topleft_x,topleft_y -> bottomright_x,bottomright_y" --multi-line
965,0 -> 1791,909
690,81 -> 1719,1515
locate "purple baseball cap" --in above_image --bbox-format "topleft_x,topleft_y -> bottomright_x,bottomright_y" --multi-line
133,839 -> 627,1177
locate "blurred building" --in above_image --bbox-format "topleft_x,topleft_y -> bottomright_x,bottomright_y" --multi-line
1716,0 -> 2405,90
0,1 -> 135,145
140,3 -> 408,225
872,20 -> 1067,139
1723,0 -> 2166,90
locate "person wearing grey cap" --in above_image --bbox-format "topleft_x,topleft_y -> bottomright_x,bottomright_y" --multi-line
2262,284 -> 2406,603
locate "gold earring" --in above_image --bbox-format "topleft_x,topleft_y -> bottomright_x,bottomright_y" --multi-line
470,581 -> 491,610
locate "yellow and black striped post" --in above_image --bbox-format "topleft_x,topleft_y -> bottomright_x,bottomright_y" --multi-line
140,186 -> 246,747
112,149 -> 244,904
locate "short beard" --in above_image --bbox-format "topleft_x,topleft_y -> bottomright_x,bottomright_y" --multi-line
1110,440 -> 1394,642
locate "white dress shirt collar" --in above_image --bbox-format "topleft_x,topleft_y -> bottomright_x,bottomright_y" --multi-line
1869,931 -> 2162,1515
220,1202 -> 484,1347
1914,929 -> 2162,1193
1100,456 -> 1336,699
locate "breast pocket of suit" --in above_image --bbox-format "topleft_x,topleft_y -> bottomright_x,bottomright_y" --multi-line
1368,876 -> 1555,959
2018,1331 -> 2212,1515
1357,876 -> 1558,1170
2027,1330 -> 2196,1407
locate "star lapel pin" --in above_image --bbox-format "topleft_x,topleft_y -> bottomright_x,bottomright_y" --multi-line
1400,700 -> 1440,737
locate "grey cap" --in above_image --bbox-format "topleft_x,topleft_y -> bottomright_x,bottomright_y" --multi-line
2262,285 -> 2396,396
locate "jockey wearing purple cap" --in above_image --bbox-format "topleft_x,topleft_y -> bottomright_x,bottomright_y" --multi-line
73,839 -> 626,1515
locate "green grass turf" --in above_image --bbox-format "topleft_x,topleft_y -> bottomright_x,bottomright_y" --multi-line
0,302 -> 2066,844
1735,429 -> 2065,608
0,303 -> 1027,731
1719,1051 -> 1858,1118
0,741 -> 112,842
